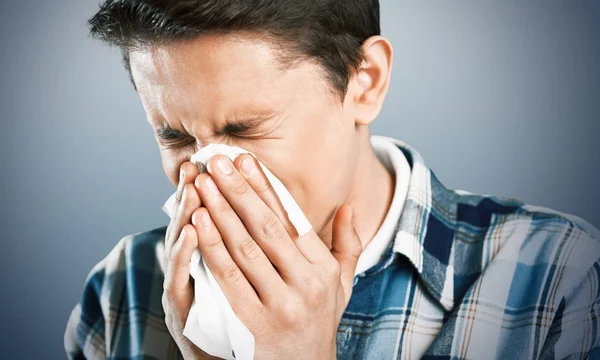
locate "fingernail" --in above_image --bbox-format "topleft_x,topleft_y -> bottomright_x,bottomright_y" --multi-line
241,157 -> 257,176
205,177 -> 220,195
216,158 -> 233,175
177,167 -> 185,190
180,227 -> 186,239
200,211 -> 212,229
176,168 -> 186,200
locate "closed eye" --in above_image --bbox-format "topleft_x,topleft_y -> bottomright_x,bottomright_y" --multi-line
154,115 -> 274,149
217,122 -> 252,136
156,126 -> 183,140
216,115 -> 275,138
155,126 -> 196,149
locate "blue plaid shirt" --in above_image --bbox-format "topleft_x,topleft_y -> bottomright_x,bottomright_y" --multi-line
65,137 -> 600,359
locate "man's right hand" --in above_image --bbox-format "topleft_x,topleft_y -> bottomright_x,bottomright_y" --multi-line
162,161 -> 222,359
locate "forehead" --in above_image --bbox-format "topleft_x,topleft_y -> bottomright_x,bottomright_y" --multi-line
128,34 -> 314,124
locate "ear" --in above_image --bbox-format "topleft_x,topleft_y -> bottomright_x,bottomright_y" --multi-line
346,36 -> 393,127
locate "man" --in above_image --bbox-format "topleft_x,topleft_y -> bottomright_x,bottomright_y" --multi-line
65,0 -> 600,359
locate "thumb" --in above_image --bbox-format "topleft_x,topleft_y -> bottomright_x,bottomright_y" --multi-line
331,203 -> 363,303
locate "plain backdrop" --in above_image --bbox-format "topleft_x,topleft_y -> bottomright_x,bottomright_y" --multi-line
1,1 -> 599,358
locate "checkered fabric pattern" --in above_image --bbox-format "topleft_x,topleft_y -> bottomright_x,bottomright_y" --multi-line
65,137 -> 600,359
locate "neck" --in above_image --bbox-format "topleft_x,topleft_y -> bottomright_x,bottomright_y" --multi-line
319,131 -> 395,251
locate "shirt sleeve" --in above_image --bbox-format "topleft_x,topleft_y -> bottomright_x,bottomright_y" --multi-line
63,228 -> 175,360
63,234 -> 131,360
538,220 -> 600,359
64,265 -> 108,360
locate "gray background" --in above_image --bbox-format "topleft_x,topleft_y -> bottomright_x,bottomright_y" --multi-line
1,1 -> 599,358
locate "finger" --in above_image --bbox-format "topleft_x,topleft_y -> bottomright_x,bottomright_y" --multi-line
234,154 -> 298,239
163,301 -> 175,338
163,293 -> 217,360
205,155 -> 308,277
165,162 -> 201,250
191,207 -> 263,310
164,183 -> 201,265
162,295 -> 179,339
231,154 -> 330,266
164,224 -> 197,324
194,174 -> 287,302
176,162 -> 201,203
330,204 -> 362,304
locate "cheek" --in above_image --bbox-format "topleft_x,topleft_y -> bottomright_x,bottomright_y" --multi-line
263,120 -> 356,231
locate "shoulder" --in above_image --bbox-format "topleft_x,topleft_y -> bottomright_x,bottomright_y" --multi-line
94,225 -> 168,273
433,169 -> 600,270
434,179 -> 600,356
82,225 -> 168,300
428,169 -> 600,305
454,185 -> 600,282
505,208 -> 600,357
454,187 -> 600,310
490,201 -> 600,275
64,225 -> 172,359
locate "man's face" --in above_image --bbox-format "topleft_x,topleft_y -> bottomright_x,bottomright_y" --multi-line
129,34 -> 363,234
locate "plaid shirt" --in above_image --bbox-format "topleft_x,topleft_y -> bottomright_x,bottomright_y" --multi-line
65,137 -> 600,359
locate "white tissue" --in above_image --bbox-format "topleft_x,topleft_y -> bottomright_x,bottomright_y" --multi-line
161,144 -> 313,360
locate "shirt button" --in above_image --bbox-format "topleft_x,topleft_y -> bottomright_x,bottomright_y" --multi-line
344,327 -> 352,343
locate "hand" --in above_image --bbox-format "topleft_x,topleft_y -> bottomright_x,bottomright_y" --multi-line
162,161 -> 223,359
189,154 -> 363,360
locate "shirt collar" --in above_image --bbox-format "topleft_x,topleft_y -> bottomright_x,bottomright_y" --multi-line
374,136 -> 469,312
354,136 -> 412,275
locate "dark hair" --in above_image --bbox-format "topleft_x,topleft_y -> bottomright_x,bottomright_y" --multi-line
87,0 -> 380,99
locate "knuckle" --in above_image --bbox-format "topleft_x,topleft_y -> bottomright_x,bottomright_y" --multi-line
282,312 -> 299,327
254,177 -> 273,195
222,263 -> 242,283
239,237 -> 262,262
301,275 -> 328,302
309,280 -> 328,305
326,261 -> 341,278
231,178 -> 250,196
312,279 -> 328,297
278,301 -> 301,326
350,242 -> 363,258
202,235 -> 222,253
259,214 -> 284,241
181,184 -> 200,210
217,202 -> 231,215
